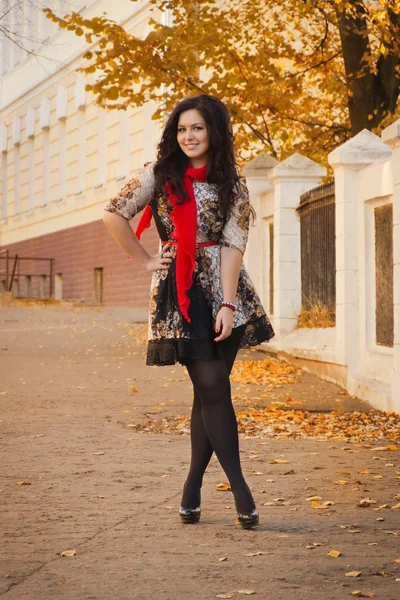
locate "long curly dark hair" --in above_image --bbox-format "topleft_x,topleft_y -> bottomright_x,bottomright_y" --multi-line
153,93 -> 249,221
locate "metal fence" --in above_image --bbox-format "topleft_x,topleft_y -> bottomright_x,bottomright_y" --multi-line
297,181 -> 336,316
0,249 -> 54,297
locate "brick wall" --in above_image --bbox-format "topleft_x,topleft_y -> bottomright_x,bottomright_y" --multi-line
0,216 -> 159,308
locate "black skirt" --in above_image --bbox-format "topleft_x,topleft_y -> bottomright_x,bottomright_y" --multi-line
146,252 -> 275,366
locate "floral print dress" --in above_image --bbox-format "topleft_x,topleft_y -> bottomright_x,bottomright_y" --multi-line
104,162 -> 275,366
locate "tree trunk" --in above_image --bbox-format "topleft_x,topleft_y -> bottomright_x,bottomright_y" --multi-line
337,0 -> 400,134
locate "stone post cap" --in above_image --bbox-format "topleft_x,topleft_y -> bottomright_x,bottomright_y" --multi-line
328,129 -> 392,168
242,152 -> 279,178
381,119 -> 400,148
269,152 -> 326,182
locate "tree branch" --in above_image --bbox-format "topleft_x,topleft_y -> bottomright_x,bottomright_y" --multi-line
283,50 -> 342,80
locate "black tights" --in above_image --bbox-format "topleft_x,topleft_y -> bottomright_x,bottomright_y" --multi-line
181,326 -> 255,514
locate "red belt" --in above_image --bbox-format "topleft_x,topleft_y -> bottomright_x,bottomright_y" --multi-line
161,240 -> 218,248
127,240 -> 218,258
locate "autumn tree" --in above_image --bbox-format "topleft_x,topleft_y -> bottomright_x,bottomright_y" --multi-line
44,0 -> 400,162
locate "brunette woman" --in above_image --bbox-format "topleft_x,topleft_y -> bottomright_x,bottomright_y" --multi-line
103,93 -> 275,529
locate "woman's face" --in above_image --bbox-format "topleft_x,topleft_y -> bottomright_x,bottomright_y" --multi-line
177,109 -> 209,168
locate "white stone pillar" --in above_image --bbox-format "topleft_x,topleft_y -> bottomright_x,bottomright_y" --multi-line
269,153 -> 326,336
328,130 -> 392,377
243,153 -> 279,298
382,120 -> 400,412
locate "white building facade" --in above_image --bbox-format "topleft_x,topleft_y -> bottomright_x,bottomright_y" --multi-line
0,0 -> 160,306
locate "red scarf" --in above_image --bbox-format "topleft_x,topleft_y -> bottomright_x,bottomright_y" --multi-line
135,163 -> 208,322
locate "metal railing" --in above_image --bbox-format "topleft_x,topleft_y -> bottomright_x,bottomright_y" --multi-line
297,181 -> 336,315
0,249 -> 54,297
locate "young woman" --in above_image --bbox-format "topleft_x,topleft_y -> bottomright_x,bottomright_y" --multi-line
103,93 -> 275,529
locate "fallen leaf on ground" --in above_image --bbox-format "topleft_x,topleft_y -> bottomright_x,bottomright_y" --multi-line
312,501 -> 334,509
231,358 -> 303,387
61,549 -> 76,557
328,550 -> 341,557
218,557 -> 228,562
358,498 -> 377,507
351,592 -> 374,598
16,481 -> 31,485
285,397 -> 303,405
126,407 -> 400,441
216,482 -> 231,492
346,572 -> 362,577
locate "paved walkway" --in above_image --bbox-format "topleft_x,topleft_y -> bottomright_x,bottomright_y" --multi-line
1,303 -> 399,600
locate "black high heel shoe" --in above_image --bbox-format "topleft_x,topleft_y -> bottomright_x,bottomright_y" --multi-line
179,486 -> 201,524
179,505 -> 201,524
233,482 -> 259,529
236,508 -> 259,529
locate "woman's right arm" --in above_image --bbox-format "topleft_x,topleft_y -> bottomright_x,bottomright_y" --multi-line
102,163 -> 172,271
103,212 -> 149,266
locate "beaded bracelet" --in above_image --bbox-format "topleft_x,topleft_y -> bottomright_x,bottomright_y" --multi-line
221,301 -> 237,312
